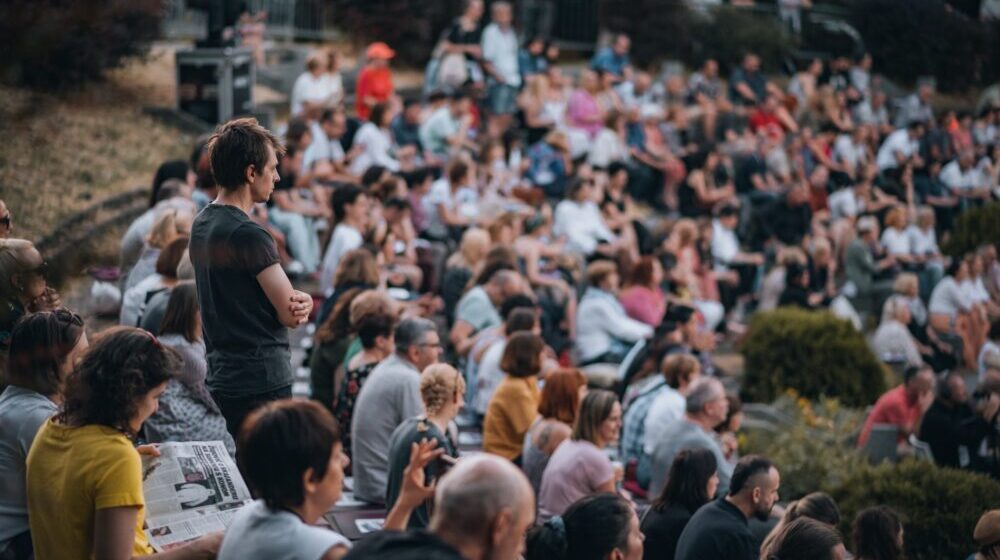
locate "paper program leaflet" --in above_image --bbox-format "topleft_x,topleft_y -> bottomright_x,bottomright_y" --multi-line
141,441 -> 252,552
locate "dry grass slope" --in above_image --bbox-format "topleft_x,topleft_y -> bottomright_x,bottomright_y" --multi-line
0,48 -> 193,243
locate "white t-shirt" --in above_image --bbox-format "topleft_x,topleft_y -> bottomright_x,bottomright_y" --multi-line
880,227 -> 911,256
481,23 -> 521,87
290,72 -> 343,116
711,219 -> 740,272
303,122 -> 346,173
939,160 -> 982,193
553,199 -> 616,256
424,179 -> 479,234
828,187 -> 861,220
349,122 -> 399,176
218,500 -> 350,560
587,128 -> 629,168
319,224 -> 363,295
474,340 -> 507,415
876,129 -> 918,171
642,386 -> 686,455
906,225 -> 938,256
834,134 -> 867,171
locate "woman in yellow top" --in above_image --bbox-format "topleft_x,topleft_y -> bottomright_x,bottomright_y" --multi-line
483,332 -> 545,462
26,327 -> 221,560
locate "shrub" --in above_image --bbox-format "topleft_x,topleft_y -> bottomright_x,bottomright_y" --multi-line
832,460 -> 1000,560
741,307 -> 887,407
849,0 -> 997,93
599,1 -> 796,73
741,392 -> 868,500
941,202 -> 1000,258
331,0 -> 461,67
0,0 -> 164,90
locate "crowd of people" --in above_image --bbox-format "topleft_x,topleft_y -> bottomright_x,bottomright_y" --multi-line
2,0 -> 1000,558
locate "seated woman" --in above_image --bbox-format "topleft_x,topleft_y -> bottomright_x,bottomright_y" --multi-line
663,219 -> 724,331
124,208 -> 192,292
26,327 -> 219,559
640,448 -> 719,560
144,282 -> 235,455
334,306 -> 396,461
424,159 -> 480,242
218,400 -> 351,560
761,492 -> 843,558
872,296 -> 926,368
483,332 -> 545,462
350,103 -> 401,176
929,259 -> 978,368
522,368 -> 588,497
0,310 -> 87,558
0,239 -> 63,352
576,261 -> 653,366
385,364 -> 464,529
526,131 -> 573,198
678,148 -> 736,218
120,237 -> 187,327
554,177 -> 631,260
619,256 -> 668,328
538,390 -> 622,519
526,493 -> 643,560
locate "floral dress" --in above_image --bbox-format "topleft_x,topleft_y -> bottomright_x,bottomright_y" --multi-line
333,360 -> 381,461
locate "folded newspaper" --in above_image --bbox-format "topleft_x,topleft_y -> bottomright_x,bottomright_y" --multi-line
141,441 -> 252,552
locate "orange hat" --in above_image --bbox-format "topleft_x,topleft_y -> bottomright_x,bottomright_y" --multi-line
366,42 -> 395,60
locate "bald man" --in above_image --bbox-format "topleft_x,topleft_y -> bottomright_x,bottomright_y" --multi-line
346,453 -> 536,560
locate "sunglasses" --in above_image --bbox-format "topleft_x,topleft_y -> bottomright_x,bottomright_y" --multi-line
53,308 -> 84,327
0,214 -> 10,228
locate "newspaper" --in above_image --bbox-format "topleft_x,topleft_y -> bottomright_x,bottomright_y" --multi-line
141,441 -> 252,552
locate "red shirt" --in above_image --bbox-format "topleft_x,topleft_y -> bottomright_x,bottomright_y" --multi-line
857,385 -> 922,448
354,66 -> 394,120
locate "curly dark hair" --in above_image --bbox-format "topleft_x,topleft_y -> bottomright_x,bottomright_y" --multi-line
57,326 -> 181,438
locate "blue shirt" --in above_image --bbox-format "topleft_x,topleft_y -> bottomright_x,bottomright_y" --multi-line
590,47 -> 629,78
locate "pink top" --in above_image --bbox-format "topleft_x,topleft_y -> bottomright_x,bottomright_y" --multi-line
567,89 -> 602,137
538,438 -> 614,518
619,285 -> 666,327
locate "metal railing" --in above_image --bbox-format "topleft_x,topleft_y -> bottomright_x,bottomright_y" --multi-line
161,0 -> 339,42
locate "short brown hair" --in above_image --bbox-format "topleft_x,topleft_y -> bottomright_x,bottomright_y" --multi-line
7,309 -> 85,396
500,332 -> 544,378
240,399 -> 341,510
159,282 -> 200,343
538,368 -> 587,424
661,353 -> 700,388
628,256 -> 659,288
207,117 -> 284,190
587,260 -> 619,287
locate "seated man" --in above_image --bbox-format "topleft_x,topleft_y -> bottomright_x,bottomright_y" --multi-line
857,365 -> 935,452
919,373 -> 999,471
351,318 -> 442,504
218,400 -> 351,559
450,270 -> 526,357
648,378 -> 734,498
575,260 -> 652,366
844,216 -> 896,314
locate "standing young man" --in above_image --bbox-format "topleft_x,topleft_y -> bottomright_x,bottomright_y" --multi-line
189,118 -> 313,437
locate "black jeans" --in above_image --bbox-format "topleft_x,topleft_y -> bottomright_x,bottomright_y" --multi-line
210,386 -> 293,439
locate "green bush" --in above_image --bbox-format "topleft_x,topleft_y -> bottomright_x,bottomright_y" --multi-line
599,1 -> 796,72
741,308 -> 888,407
742,393 -> 868,500
832,460 -> 1000,560
0,0 -> 164,90
942,202 -> 1000,259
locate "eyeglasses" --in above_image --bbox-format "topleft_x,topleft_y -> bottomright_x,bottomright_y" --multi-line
0,214 -> 11,228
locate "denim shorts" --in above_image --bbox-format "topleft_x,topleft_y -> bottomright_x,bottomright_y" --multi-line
488,83 -> 519,115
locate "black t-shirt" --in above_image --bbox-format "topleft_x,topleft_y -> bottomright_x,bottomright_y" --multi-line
345,530 -> 466,560
189,204 -> 291,396
447,20 -> 482,61
640,502 -> 695,560
674,498 -> 756,560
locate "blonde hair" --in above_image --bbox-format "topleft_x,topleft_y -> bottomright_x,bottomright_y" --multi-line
420,363 -> 465,415
448,228 -> 490,270
147,209 -> 191,249
892,272 -> 919,297
572,389 -> 617,445
0,238 -> 36,296
884,206 -> 907,230
916,206 -> 935,228
670,219 -> 698,248
777,246 -> 808,266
